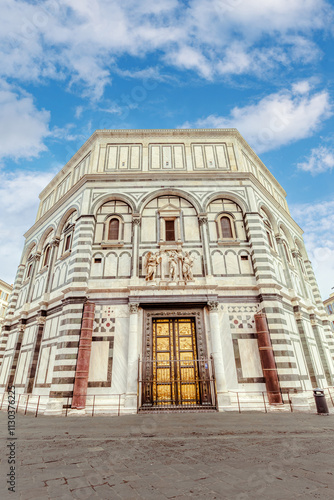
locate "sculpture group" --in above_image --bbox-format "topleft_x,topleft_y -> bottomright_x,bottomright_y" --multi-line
144,249 -> 194,283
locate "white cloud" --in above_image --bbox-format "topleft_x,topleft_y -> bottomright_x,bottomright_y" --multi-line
0,0 -> 331,98
181,81 -> 332,153
290,200 -> 334,300
0,169 -> 55,284
298,145 -> 334,174
0,81 -> 50,161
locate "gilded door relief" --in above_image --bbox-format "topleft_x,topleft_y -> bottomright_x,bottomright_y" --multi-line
142,310 -> 211,407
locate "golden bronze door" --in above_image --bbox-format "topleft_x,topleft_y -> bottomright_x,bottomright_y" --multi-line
152,317 -> 200,406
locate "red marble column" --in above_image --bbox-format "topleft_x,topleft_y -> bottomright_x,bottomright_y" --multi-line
255,313 -> 283,405
72,301 -> 95,409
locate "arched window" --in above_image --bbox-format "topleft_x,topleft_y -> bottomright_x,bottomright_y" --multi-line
108,218 -> 120,240
220,217 -> 233,239
282,241 -> 291,263
216,213 -> 236,241
27,262 -> 33,278
263,219 -> 274,249
59,211 -> 77,256
43,245 -> 51,267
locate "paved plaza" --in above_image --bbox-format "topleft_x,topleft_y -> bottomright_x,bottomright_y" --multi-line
1,410 -> 334,499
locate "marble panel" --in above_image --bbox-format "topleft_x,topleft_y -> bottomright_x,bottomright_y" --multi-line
88,341 -> 109,381
208,199 -> 223,212
216,145 -> 228,169
151,146 -> 160,169
181,207 -> 196,216
204,145 -> 216,168
95,223 -> 104,242
118,252 -> 131,277
59,263 -> 68,286
52,267 -> 61,289
123,221 -> 132,242
238,339 -> 263,378
130,145 -> 140,169
162,146 -> 172,169
240,254 -> 253,275
208,220 -> 217,241
15,351 -> 27,385
184,216 -> 200,241
105,146 -> 117,170
119,146 -> 129,169
105,253 -> 117,276
235,220 -> 246,240
190,251 -> 202,275
0,356 -> 11,385
193,145 -> 204,169
174,145 -> 184,169
212,251 -> 225,275
225,251 -> 240,274
111,317 -> 128,394
50,317 -> 60,338
36,346 -> 50,384
141,217 -> 156,242
220,312 -> 238,388
292,339 -> 309,377
91,258 -> 103,277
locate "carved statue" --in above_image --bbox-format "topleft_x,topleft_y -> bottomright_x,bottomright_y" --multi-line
181,251 -> 194,282
168,251 -> 178,281
144,251 -> 161,281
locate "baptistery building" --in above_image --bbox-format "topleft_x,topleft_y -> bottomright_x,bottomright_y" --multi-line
0,129 -> 333,414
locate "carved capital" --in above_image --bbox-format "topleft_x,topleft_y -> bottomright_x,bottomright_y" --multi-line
207,301 -> 219,312
198,216 -> 208,226
275,236 -> 283,244
34,252 -> 41,262
129,302 -> 140,314
292,250 -> 300,259
132,216 -> 141,226
37,315 -> 47,326
51,238 -> 60,248
18,323 -> 26,333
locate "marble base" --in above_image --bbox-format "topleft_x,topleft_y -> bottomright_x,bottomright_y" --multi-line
67,408 -> 87,416
124,394 -> 138,413
44,399 -> 63,415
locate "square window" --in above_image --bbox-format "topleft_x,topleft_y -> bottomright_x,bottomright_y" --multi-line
165,220 -> 175,241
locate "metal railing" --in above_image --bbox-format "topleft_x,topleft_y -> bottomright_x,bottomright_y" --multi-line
138,356 -> 218,411
0,393 -> 126,417
0,386 -> 333,416
228,387 -> 334,413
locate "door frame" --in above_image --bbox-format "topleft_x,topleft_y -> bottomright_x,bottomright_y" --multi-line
141,307 -> 211,407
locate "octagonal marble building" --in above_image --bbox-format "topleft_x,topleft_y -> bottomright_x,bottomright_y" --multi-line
0,129 -> 333,414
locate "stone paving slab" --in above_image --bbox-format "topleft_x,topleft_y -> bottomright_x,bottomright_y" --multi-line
0,412 -> 334,499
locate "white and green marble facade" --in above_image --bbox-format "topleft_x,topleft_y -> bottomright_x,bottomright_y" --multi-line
0,129 -> 333,414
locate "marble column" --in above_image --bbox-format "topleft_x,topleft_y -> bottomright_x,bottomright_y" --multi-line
198,214 -> 212,276
131,215 -> 141,279
126,303 -> 140,410
255,312 -> 283,404
72,301 -> 95,409
208,301 -> 227,402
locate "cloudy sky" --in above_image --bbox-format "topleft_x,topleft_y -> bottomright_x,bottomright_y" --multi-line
0,0 -> 333,299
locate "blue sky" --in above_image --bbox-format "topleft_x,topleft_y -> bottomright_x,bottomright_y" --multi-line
0,0 -> 333,298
